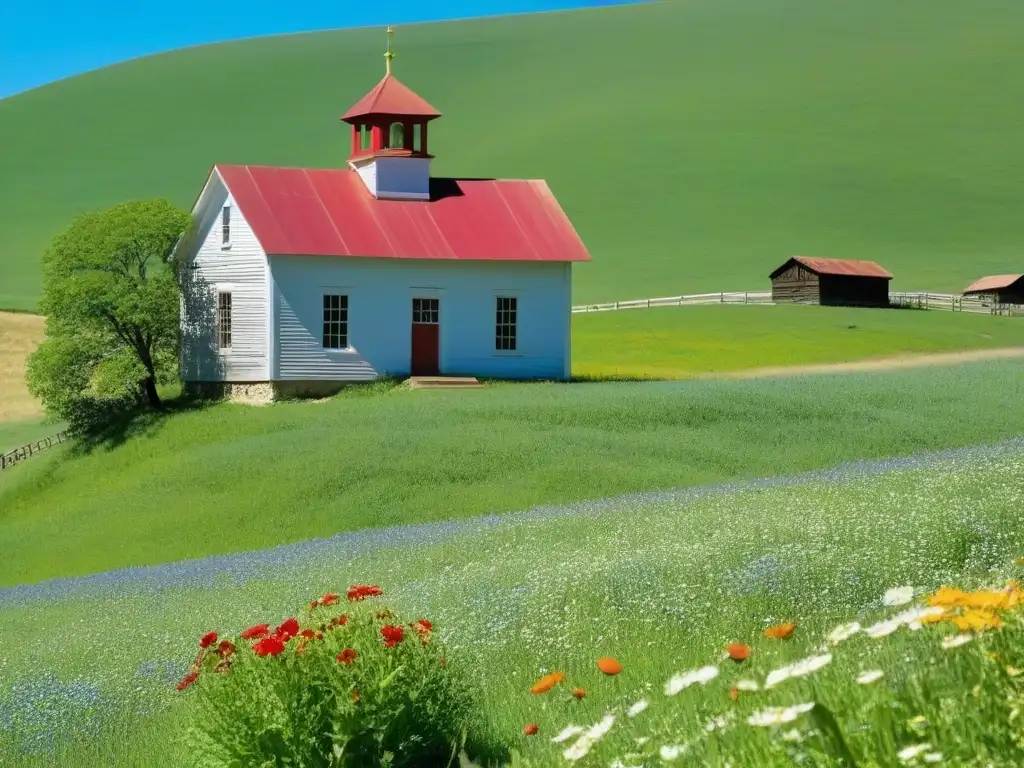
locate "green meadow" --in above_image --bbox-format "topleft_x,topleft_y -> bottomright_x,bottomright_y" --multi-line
3,360 -> 1024,588
2,0 -> 1024,310
572,304 -> 1024,379
2,420 -> 1023,765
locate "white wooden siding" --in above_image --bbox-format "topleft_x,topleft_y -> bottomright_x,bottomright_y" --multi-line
270,257 -> 572,381
179,173 -> 269,382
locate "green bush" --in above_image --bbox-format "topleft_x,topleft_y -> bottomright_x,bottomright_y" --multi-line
178,585 -> 500,767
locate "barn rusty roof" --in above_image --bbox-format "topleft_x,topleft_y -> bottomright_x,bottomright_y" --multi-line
963,274 -> 1024,294
215,164 -> 591,263
785,256 -> 894,279
341,74 -> 441,121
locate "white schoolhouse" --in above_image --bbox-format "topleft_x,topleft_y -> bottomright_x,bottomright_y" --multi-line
172,30 -> 590,399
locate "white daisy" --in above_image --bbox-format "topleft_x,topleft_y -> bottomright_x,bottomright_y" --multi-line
626,699 -> 649,718
747,702 -> 815,727
883,586 -> 915,606
941,633 -> 973,649
659,744 -> 689,761
897,743 -> 932,762
923,753 -> 943,764
827,621 -> 861,644
735,678 -> 760,692
551,725 -> 584,743
856,669 -> 884,685
664,665 -> 719,696
865,617 -> 903,638
790,653 -> 832,678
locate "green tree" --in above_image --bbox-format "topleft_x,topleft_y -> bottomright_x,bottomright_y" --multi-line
27,199 -> 193,422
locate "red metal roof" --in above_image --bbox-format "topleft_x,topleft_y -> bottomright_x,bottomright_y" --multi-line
963,274 -> 1024,294
215,164 -> 591,263
341,74 -> 441,121
787,256 -> 894,279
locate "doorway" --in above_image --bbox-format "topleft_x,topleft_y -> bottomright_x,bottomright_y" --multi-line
411,297 -> 440,376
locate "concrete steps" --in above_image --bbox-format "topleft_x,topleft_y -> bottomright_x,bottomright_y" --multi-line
406,376 -> 484,390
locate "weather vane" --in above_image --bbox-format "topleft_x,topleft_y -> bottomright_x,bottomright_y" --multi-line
385,26 -> 395,75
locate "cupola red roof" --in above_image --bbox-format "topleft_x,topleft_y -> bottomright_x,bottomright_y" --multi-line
341,74 -> 441,122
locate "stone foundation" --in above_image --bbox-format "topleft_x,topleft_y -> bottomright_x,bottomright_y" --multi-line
183,380 -> 351,404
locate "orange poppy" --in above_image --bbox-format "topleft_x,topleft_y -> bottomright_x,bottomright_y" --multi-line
730,687 -> 739,701
523,723 -> 539,736
727,642 -> 750,662
764,622 -> 797,640
596,657 -> 622,676
572,688 -> 586,700
530,671 -> 566,695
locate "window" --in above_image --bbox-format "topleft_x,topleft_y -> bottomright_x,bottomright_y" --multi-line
388,121 -> 404,149
217,292 -> 232,349
495,296 -> 517,351
412,297 -> 439,324
412,123 -> 422,152
221,205 -> 230,245
323,294 -> 349,349
359,124 -> 371,151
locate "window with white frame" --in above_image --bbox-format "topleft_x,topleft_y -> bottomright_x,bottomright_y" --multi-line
221,205 -> 231,245
495,296 -> 517,351
323,294 -> 349,349
217,292 -> 232,349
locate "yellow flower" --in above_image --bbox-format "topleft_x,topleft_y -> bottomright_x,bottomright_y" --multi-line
951,609 -> 1002,632
928,587 -> 969,608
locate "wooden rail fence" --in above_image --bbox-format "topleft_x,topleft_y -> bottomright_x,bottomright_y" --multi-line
571,290 -> 1024,316
1,430 -> 72,471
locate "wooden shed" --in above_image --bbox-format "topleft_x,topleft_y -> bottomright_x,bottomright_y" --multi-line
769,256 -> 893,308
962,274 -> 1024,304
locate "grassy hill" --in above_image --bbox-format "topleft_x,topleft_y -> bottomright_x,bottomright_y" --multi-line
3,358 -> 1024,588
2,0 -> 1024,311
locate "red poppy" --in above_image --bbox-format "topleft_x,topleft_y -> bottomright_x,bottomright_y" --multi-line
764,622 -> 797,640
276,617 -> 300,641
315,631 -> 324,641
253,636 -> 286,657
217,640 -> 236,657
320,592 -> 340,607
241,624 -> 270,640
727,643 -> 750,663
596,657 -> 622,676
335,615 -> 349,627
176,672 -> 199,691
310,600 -> 319,610
199,632 -> 218,649
337,648 -> 357,665
347,584 -> 383,602
523,723 -> 539,736
380,624 -> 405,648
300,629 -> 316,639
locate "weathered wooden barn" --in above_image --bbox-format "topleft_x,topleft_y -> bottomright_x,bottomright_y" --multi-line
769,256 -> 893,307
962,274 -> 1024,304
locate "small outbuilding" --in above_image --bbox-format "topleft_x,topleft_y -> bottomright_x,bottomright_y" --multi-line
962,274 -> 1024,304
769,256 -> 893,307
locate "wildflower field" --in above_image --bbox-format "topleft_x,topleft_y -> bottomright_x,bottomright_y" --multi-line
4,360 -> 1024,587
2,432 -> 1024,765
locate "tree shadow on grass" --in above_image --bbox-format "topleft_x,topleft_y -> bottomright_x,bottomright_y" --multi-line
67,394 -> 214,455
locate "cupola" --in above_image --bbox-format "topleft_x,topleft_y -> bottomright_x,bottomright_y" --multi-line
340,27 -> 441,201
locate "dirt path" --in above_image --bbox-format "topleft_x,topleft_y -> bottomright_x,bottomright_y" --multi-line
711,346 -> 1024,380
0,311 -> 45,421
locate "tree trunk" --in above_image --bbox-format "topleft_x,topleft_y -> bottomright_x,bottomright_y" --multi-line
142,375 -> 163,409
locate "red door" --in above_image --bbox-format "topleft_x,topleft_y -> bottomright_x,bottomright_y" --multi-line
411,298 -> 440,376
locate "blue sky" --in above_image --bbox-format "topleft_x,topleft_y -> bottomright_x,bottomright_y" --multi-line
0,0 -> 637,99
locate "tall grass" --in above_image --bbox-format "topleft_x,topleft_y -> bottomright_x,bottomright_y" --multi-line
2,361 -> 1024,586
1,436 -> 1022,764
